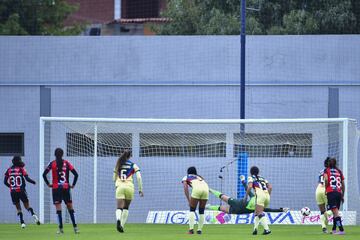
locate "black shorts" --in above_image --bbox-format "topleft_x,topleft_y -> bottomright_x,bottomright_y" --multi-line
327,191 -> 342,210
52,188 -> 72,204
228,198 -> 250,214
11,191 -> 29,205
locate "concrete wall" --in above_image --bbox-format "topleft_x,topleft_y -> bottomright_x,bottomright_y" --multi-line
0,86 -> 40,223
0,35 -> 359,85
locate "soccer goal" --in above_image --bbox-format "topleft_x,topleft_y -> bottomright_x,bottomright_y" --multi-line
39,117 -> 360,224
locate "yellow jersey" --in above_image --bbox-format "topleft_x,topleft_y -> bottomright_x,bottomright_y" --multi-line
113,160 -> 140,187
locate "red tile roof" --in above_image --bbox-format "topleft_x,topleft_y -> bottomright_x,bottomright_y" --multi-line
66,0 -> 114,24
110,18 -> 170,24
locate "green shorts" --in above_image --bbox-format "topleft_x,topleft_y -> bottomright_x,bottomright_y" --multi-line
228,198 -> 250,214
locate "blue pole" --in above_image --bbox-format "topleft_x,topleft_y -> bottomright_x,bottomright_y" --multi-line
237,152 -> 248,199
240,0 -> 246,119
239,0 -> 247,200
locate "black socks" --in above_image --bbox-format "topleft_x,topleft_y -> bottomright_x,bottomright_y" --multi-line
17,212 -> 24,224
56,210 -> 63,229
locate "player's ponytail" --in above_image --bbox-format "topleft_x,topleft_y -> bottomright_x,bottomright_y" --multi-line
116,150 -> 131,175
55,148 -> 64,160
324,157 -> 331,168
54,148 -> 64,178
328,157 -> 341,172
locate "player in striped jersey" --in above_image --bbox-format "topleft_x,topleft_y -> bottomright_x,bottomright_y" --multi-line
315,157 -> 332,233
182,167 -> 209,234
324,157 -> 345,235
113,150 -> 143,233
245,166 -> 272,235
4,156 -> 40,228
42,148 -> 79,234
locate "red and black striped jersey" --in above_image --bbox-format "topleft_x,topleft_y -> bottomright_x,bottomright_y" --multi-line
45,160 -> 75,189
4,166 -> 28,192
324,167 -> 344,193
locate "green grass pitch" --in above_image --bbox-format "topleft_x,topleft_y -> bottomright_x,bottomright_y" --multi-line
1,224 -> 359,240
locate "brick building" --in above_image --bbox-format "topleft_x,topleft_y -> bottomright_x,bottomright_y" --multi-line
66,0 -> 167,35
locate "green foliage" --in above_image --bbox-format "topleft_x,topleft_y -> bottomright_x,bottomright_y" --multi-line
314,1 -> 357,34
152,0 -> 240,35
154,0 -> 360,35
281,10 -> 319,34
0,13 -> 27,35
0,0 -> 84,35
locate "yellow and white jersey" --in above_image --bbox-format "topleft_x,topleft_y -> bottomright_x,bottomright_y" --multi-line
182,174 -> 208,189
248,175 -> 269,192
182,174 -> 209,200
318,168 -> 326,185
315,168 -> 327,205
113,160 -> 140,187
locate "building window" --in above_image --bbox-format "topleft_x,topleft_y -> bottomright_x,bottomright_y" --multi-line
97,133 -> 132,157
0,133 -> 24,156
233,133 -> 312,158
66,133 -> 94,157
122,0 -> 160,18
66,133 -> 132,157
140,133 -> 226,157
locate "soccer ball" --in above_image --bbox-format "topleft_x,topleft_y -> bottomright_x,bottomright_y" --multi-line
301,207 -> 311,216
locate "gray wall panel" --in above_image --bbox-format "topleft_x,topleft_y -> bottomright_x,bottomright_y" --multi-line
0,86 -> 40,223
0,35 -> 359,85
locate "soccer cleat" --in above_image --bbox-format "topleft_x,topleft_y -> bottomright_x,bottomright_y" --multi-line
330,230 -> 337,234
196,230 -> 202,234
252,229 -> 258,235
33,215 -> 40,225
21,223 -> 26,229
116,220 -> 124,233
263,230 -> 272,235
333,231 -> 345,235
322,228 -> 328,233
187,229 -> 194,234
56,228 -> 64,234
74,226 -> 80,234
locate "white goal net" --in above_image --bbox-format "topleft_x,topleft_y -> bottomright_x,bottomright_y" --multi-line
39,118 -> 360,224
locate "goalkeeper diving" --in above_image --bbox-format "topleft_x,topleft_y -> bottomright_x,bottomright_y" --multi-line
206,175 -> 289,214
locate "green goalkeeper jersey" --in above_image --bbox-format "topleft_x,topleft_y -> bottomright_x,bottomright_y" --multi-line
245,197 -> 256,211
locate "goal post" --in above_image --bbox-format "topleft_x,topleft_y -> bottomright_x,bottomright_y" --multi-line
342,118 -> 349,211
39,117 -> 359,224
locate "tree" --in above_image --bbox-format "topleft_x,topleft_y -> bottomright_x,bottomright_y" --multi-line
274,9 -> 319,34
0,0 -> 84,35
154,0 -> 360,35
152,0 -> 241,35
313,0 -> 357,34
0,13 -> 27,35
351,0 -> 360,32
